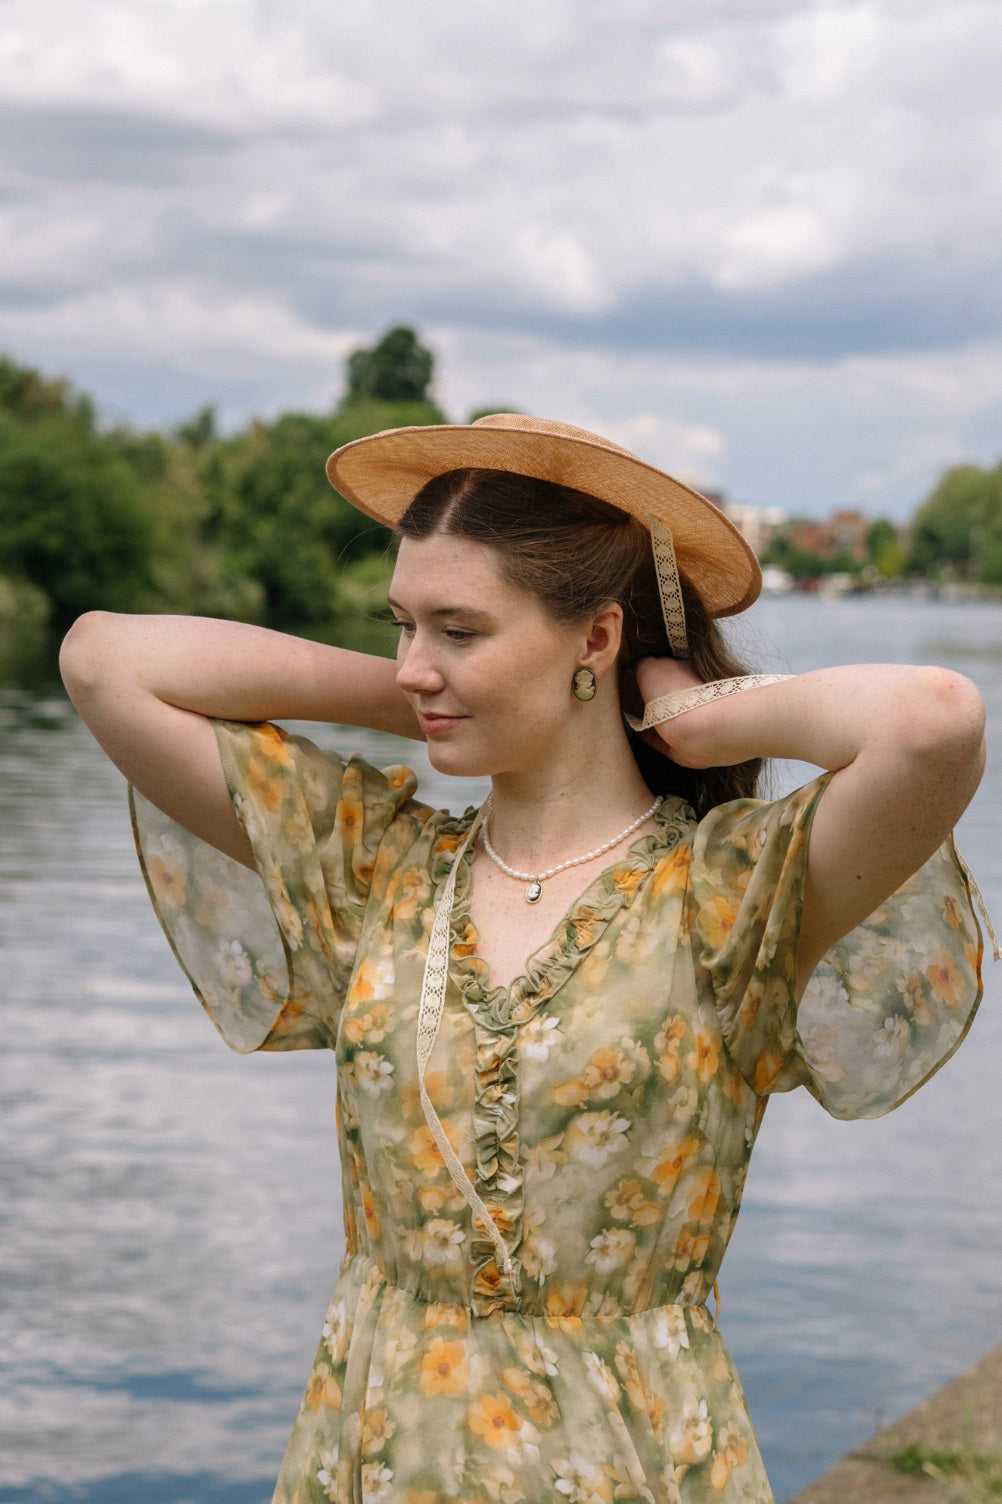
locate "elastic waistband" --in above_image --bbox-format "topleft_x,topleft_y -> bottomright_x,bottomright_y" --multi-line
339,1251 -> 719,1331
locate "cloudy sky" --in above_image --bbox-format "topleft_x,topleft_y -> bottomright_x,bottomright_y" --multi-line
3,0 -> 1001,517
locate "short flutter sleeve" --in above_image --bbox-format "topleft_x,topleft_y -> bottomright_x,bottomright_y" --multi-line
130,720 -> 424,1054
689,774 -> 985,1119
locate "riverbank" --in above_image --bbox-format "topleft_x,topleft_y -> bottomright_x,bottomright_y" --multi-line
788,1342 -> 1002,1503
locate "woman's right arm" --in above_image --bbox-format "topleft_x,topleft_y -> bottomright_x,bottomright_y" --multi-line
60,612 -> 419,864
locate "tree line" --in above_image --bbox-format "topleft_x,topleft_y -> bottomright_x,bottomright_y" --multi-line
760,461 -> 1002,588
0,327 -> 471,641
2,326 -> 1000,637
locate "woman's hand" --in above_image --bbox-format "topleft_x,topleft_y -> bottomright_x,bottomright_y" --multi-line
635,657 -> 986,991
633,656 -> 718,763
60,612 -> 421,864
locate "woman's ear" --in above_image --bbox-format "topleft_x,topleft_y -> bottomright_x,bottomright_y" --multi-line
580,602 -> 624,678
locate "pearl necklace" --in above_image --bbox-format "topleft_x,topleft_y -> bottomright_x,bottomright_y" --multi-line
480,794 -> 663,903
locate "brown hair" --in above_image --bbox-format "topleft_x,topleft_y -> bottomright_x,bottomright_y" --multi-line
397,468 -> 762,815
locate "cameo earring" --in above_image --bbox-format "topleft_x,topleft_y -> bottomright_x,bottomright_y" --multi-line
572,667 -> 597,701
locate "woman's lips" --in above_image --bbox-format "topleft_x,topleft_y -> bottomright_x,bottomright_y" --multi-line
418,712 -> 464,736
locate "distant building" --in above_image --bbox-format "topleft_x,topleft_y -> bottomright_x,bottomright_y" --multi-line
721,500 -> 788,556
786,509 -> 870,561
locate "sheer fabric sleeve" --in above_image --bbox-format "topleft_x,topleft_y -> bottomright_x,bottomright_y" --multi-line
130,719 -> 425,1054
688,774 -> 985,1119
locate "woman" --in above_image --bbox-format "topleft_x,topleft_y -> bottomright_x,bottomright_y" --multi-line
61,414 -> 990,1504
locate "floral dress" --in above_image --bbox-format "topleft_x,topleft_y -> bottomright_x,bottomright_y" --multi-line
131,721 -> 985,1504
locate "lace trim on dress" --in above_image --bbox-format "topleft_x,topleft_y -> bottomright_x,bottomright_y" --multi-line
649,518 -> 690,659
956,848 -> 1002,960
624,674 -> 792,733
416,805 -> 517,1280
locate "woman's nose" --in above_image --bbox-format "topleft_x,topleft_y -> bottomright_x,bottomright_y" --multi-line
395,634 -> 443,694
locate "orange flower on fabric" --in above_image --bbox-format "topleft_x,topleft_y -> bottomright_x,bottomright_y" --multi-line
252,723 -> 294,765
926,950 -> 965,1007
698,892 -> 740,952
419,1337 -> 468,1397
544,1284 -> 586,1332
467,1392 -> 523,1449
502,1366 -> 558,1425
148,855 -> 187,910
343,1000 -> 391,1044
408,1120 -> 465,1176
687,1031 -> 721,1085
361,1407 -> 396,1451
754,1050 -> 787,1094
651,1135 -> 701,1193
651,843 -> 690,897
604,1178 -> 661,1226
580,1047 -> 638,1098
305,1362 -> 342,1413
244,757 -> 285,813
338,785 -> 365,835
709,1423 -> 750,1489
687,1167 -> 723,1224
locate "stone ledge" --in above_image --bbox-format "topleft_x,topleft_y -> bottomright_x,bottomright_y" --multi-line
788,1343 -> 1002,1504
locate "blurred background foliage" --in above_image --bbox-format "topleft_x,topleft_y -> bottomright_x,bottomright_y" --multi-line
0,326 -> 496,638
1,323 -> 1001,639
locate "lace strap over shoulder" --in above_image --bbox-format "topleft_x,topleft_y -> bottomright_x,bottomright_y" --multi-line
416,805 -> 516,1281
624,674 -> 792,733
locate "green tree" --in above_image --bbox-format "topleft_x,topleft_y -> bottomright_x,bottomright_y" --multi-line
175,404 -> 218,449
908,464 -> 1002,579
0,354 -> 93,427
866,518 -> 906,579
0,411 -> 157,624
345,326 -> 437,404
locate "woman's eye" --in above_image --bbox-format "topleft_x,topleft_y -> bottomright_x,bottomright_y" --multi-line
445,628 -> 476,644
391,618 -> 415,636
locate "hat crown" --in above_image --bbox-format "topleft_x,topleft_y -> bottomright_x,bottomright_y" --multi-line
472,412 -> 635,459
326,413 -> 762,618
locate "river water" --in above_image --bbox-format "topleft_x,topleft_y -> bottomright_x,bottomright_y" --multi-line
2,595 -> 1001,1503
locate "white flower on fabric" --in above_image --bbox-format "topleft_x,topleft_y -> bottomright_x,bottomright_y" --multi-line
802,968 -> 848,1017
322,1299 -> 349,1363
316,1446 -> 340,1501
520,1014 -> 561,1062
586,1228 -> 636,1275
652,1304 -> 690,1358
522,1230 -> 558,1280
553,1454 -> 613,1504
798,1024 -> 847,1084
360,1460 -> 393,1502
385,1325 -> 419,1379
217,938 -> 252,988
351,1051 -> 395,1094
273,890 -> 304,949
583,1351 -> 621,1406
516,1330 -> 559,1377
566,1112 -> 631,1167
151,830 -> 186,867
873,1014 -> 911,1060
422,1218 -> 466,1268
669,1395 -> 713,1466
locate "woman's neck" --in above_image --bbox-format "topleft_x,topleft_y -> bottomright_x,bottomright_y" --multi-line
485,723 -> 657,872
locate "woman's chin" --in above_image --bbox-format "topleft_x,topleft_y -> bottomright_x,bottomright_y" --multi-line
424,740 -> 494,780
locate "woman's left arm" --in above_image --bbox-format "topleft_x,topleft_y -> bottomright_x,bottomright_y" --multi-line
635,661 -> 986,994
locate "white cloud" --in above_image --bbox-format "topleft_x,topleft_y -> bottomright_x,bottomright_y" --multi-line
1,0 -> 1001,513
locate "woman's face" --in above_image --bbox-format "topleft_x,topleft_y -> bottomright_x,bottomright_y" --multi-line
389,533 -> 591,778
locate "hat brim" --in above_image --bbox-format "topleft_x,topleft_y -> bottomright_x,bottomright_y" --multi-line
327,421 -> 760,618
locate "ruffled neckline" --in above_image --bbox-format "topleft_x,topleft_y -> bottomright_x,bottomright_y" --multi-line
431,797 -> 694,1029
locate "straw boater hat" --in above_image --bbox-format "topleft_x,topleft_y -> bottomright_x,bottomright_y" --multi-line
326,412 -> 760,619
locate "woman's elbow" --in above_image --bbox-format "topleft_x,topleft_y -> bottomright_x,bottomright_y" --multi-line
907,667 -> 986,780
59,610 -> 120,703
